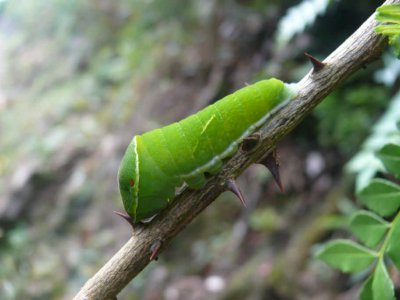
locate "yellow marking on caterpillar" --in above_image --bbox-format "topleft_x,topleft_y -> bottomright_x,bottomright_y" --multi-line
201,115 -> 216,135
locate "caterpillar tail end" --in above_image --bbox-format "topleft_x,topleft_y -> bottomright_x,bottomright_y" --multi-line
224,179 -> 247,207
259,150 -> 284,193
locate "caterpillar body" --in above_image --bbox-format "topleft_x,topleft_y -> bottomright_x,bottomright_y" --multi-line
118,78 -> 297,223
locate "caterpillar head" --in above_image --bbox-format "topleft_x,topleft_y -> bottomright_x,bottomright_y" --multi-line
118,139 -> 139,220
118,136 -> 176,223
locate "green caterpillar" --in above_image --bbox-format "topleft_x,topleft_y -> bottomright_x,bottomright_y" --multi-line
118,78 -> 297,223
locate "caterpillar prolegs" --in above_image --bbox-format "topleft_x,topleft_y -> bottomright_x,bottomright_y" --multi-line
118,78 -> 297,223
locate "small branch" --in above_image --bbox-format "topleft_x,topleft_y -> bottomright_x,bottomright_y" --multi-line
73,1 -> 398,299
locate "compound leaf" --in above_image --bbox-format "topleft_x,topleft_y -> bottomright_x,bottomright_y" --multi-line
376,4 -> 400,57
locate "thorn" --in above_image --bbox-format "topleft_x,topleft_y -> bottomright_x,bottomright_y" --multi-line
150,240 -> 162,261
304,52 -> 325,73
113,211 -> 135,228
241,133 -> 261,152
224,179 -> 247,207
259,150 -> 284,192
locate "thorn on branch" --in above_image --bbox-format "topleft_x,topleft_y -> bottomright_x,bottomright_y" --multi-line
304,52 -> 325,73
224,178 -> 247,207
150,240 -> 162,261
114,211 -> 136,228
258,150 -> 284,192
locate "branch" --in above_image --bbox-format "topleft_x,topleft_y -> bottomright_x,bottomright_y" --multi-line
74,1 -> 399,299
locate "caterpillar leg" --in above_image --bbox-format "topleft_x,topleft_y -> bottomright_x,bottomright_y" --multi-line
224,143 -> 239,158
184,173 -> 207,189
206,158 -> 223,175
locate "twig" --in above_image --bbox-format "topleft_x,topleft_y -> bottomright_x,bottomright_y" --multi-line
73,1 -> 398,299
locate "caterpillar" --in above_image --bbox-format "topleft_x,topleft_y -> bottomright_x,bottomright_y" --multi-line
118,78 -> 297,223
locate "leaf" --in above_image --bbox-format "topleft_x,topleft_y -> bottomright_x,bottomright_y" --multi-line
376,24 -> 400,35
376,4 -> 400,24
372,260 -> 395,300
358,179 -> 400,217
386,216 -> 400,271
349,211 -> 389,247
377,143 -> 400,178
375,4 -> 400,57
316,239 -> 377,273
360,275 -> 373,300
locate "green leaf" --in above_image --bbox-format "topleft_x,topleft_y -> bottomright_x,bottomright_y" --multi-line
358,179 -> 400,217
376,24 -> 400,35
349,211 -> 389,247
386,216 -> 400,271
375,4 -> 400,57
372,260 -> 395,300
360,275 -> 373,300
361,261 -> 395,300
376,4 -> 400,24
377,143 -> 400,178
316,239 -> 377,273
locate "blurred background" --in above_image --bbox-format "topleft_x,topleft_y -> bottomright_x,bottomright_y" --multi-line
0,0 -> 399,299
